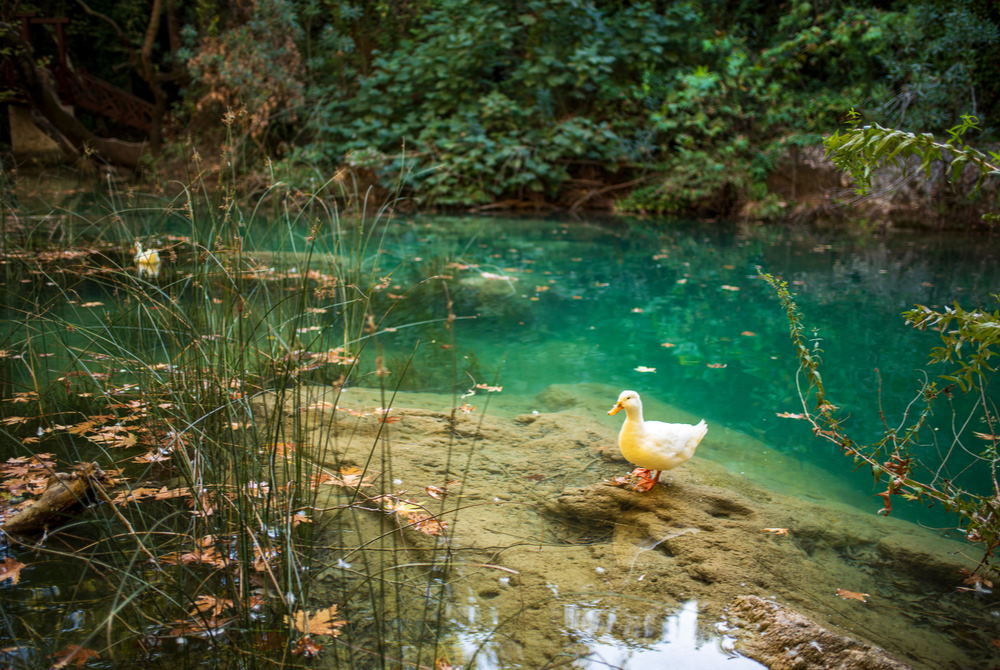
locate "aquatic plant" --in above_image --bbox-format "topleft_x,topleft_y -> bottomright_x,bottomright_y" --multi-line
761,270 -> 999,571
0,133 -> 472,667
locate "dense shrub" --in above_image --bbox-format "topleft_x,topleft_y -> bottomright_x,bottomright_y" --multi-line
8,0 -> 1000,212
284,0 -> 999,211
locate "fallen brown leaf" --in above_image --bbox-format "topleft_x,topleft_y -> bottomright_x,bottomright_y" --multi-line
291,636 -> 323,657
0,557 -> 26,585
86,426 -> 137,448
835,588 -> 870,602
316,466 -> 372,488
958,568 -> 993,589
761,528 -> 790,536
425,485 -> 447,499
190,595 -> 235,617
167,616 -> 233,637
50,645 -> 100,669
285,605 -> 346,637
253,545 -> 279,572
132,449 -> 171,464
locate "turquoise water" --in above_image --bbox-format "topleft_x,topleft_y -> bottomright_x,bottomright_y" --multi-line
3,208 -> 999,668
271,214 -> 998,528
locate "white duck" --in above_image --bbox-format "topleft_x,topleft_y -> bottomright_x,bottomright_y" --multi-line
608,390 -> 707,492
133,240 -> 161,278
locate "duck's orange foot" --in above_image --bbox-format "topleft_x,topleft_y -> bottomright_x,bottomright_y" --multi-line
629,468 -> 657,492
607,468 -> 659,492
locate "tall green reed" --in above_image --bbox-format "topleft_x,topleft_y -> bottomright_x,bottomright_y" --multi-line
0,143 -> 469,668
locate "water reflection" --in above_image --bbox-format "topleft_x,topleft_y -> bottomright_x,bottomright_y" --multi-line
455,598 -> 764,669
566,600 -> 763,669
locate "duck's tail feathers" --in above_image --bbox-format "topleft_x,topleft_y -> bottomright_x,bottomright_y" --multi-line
694,419 -> 708,440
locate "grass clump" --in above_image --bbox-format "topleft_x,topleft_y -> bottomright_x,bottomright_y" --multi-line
0,153 -> 472,668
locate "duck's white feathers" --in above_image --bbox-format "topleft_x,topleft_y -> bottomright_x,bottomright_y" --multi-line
618,417 -> 707,471
611,390 -> 707,472
133,241 -> 160,266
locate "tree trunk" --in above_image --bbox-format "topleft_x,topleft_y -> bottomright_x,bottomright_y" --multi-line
141,0 -> 167,150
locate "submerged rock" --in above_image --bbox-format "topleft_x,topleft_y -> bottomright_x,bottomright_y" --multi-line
728,595 -> 910,670
535,384 -> 580,412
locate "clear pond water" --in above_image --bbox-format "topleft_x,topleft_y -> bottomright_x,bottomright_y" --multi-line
245,213 -> 999,527
2,206 -> 999,668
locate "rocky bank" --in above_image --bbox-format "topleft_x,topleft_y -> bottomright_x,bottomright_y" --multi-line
267,382 -> 997,669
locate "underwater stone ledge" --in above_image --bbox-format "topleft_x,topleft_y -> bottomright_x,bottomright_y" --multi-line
728,595 -> 910,670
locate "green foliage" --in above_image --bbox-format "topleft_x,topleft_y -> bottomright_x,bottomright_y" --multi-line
13,0 -> 1000,212
877,1 -> 1000,131
301,0 -> 678,205
824,111 -> 1000,196
291,0 -> 1000,210
182,0 -> 306,143
905,299 -> 1000,393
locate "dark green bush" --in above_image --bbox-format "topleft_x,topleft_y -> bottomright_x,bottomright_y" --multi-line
283,1 -> 997,211
12,0 -> 1000,212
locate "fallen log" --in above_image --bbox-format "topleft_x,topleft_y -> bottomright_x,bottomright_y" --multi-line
2,464 -> 99,535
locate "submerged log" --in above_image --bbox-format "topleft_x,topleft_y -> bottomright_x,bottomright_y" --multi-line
1,464 -> 99,535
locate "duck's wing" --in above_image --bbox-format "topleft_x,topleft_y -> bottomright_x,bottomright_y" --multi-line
645,420 -> 708,454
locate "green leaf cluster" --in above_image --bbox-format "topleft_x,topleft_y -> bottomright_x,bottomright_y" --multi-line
905,299 -> 1000,393
825,112 -> 1000,196
280,0 -> 1000,210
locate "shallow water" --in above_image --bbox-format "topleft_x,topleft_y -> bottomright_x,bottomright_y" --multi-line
2,207 -> 999,668
264,214 -> 1000,527
455,598 -> 764,669
295,383 -> 994,669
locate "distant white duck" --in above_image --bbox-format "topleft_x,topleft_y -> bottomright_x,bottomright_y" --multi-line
608,390 -> 708,492
133,240 -> 161,278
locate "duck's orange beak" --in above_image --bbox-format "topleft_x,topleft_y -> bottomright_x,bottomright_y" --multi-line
608,402 -> 623,416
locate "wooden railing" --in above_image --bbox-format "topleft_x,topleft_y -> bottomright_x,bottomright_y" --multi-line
12,14 -> 155,134
53,66 -> 154,133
